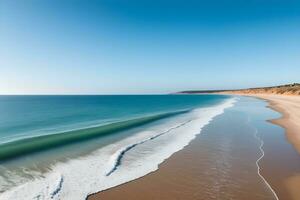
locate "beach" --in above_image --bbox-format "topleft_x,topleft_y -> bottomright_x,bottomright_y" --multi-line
242,94 -> 300,200
89,95 -> 300,200
249,94 -> 300,154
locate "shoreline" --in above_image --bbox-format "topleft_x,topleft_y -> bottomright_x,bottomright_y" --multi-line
88,96 -> 288,200
88,94 -> 300,200
233,94 -> 300,154
0,96 -> 235,200
253,126 -> 279,200
232,94 -> 300,200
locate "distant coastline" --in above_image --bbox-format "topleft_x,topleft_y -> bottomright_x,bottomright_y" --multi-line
179,83 -> 300,161
178,83 -> 300,96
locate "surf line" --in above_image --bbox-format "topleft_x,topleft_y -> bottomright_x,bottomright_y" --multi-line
106,118 -> 195,176
246,116 -> 279,200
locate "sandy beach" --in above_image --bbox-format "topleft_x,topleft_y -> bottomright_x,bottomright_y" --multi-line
88,95 -> 300,200
241,94 -> 300,200
249,94 -> 300,154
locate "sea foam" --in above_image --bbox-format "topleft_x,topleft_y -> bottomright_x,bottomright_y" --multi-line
0,98 -> 236,200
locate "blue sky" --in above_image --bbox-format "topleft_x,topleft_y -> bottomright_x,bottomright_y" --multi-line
1,0 -> 300,94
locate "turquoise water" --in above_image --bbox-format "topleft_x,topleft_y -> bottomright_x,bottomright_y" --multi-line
0,95 -> 231,194
0,95 -> 228,146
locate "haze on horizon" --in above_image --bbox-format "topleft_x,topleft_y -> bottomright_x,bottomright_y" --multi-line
1,0 -> 300,94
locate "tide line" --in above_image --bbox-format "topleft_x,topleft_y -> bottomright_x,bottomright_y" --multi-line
247,116 -> 279,200
106,119 -> 194,176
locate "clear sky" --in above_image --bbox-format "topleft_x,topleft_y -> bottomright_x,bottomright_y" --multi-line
1,0 -> 300,94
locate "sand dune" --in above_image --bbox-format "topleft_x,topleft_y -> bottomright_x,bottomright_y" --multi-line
220,83 -> 300,96
179,83 -> 300,96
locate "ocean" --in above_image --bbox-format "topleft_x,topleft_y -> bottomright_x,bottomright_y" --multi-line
0,94 -> 235,199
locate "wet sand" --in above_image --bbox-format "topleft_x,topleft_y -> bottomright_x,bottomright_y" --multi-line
249,94 -> 300,154
88,97 -> 300,200
245,94 -> 300,200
